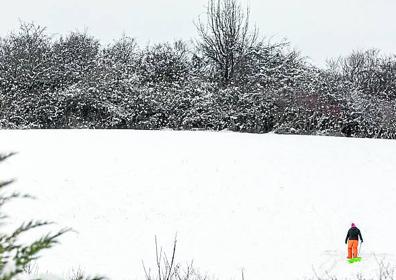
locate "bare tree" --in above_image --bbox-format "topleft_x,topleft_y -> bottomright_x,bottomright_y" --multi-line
195,0 -> 259,86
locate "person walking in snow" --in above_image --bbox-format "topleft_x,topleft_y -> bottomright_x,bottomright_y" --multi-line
345,223 -> 363,259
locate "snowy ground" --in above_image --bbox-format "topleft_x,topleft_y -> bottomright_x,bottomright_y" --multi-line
0,130 -> 396,280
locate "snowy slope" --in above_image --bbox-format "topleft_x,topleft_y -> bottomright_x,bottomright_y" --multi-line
0,130 -> 395,280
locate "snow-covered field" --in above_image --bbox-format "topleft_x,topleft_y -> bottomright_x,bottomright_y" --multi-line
1,130 -> 396,280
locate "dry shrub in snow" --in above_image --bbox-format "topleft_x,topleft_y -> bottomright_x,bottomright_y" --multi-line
311,259 -> 395,280
143,236 -> 206,280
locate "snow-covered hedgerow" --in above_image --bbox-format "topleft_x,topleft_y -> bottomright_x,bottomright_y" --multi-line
0,21 -> 395,138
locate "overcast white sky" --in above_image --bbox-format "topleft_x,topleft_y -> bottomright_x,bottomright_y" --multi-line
1,0 -> 395,66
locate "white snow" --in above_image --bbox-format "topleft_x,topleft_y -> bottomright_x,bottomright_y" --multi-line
1,130 -> 396,280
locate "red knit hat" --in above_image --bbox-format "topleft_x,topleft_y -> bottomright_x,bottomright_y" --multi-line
351,223 -> 356,227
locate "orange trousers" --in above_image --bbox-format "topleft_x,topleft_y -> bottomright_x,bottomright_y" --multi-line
347,240 -> 359,258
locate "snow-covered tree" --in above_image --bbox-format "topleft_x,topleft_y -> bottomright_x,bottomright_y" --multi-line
100,35 -> 140,84
51,31 -> 100,90
328,49 -> 396,100
0,22 -> 53,95
138,41 -> 191,87
236,41 -> 307,92
0,23 -> 55,128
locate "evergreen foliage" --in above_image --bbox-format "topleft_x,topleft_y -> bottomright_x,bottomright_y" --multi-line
0,153 -> 104,280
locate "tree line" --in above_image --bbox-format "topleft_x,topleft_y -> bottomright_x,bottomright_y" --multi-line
0,0 -> 395,138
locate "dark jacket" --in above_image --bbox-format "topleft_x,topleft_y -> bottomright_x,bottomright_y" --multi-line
345,227 -> 363,243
